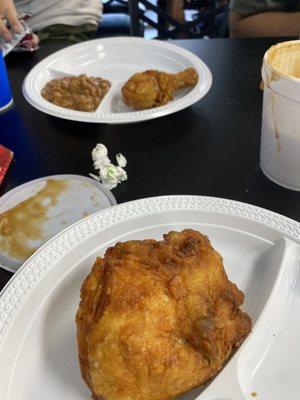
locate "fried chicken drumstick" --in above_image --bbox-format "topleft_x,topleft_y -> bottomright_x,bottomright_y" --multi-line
121,68 -> 198,110
76,229 -> 251,400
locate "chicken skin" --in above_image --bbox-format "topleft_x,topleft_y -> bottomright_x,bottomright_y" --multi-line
121,68 -> 198,110
76,229 -> 251,400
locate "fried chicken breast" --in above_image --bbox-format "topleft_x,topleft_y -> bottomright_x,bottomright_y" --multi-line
76,229 -> 251,400
121,68 -> 198,110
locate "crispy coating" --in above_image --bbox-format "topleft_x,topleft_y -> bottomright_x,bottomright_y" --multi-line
121,68 -> 198,110
76,229 -> 251,400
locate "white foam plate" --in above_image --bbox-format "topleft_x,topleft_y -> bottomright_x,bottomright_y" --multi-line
0,196 -> 300,400
22,37 -> 212,124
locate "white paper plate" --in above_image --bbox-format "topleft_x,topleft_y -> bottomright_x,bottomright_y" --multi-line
0,175 -> 116,272
0,196 -> 300,400
22,37 -> 212,124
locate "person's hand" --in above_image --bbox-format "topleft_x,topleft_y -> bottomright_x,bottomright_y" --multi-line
19,32 -> 40,51
0,0 -> 22,42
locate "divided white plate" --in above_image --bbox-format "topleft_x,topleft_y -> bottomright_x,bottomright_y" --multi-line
23,37 -> 212,124
0,196 -> 300,400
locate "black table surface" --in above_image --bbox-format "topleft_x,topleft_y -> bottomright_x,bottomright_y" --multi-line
1,37 -> 300,290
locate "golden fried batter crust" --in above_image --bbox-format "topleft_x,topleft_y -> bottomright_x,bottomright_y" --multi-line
76,229 -> 251,400
121,68 -> 198,110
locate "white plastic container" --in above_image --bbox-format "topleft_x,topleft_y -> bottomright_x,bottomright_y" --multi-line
260,40 -> 300,191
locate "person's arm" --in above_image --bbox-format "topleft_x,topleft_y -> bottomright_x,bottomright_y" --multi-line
167,0 -> 185,24
0,0 -> 22,41
229,11 -> 300,38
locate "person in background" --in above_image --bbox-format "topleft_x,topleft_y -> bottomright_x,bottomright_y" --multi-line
166,0 -> 185,24
0,0 -> 103,44
229,0 -> 300,37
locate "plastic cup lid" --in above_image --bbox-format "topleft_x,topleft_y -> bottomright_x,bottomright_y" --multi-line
0,174 -> 116,272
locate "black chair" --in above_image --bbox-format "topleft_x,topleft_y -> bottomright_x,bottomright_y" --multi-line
95,0 -> 132,38
128,0 -> 229,39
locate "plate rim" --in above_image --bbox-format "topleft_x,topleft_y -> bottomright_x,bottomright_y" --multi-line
0,174 -> 117,209
22,36 -> 213,123
0,195 -> 300,350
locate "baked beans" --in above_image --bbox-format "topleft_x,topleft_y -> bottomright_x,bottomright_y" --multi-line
41,74 -> 111,112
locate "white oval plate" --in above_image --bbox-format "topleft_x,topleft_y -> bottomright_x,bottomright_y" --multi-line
22,37 -> 212,124
0,196 -> 300,400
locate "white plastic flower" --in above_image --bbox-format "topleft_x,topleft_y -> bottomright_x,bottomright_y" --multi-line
116,166 -> 127,182
93,156 -> 110,170
92,143 -> 111,170
100,164 -> 119,183
89,173 -> 101,181
99,165 -> 119,189
116,153 -> 127,168
90,143 -> 128,190
92,143 -> 108,161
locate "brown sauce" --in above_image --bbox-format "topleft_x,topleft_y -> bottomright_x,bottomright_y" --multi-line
41,74 -> 111,112
0,179 -> 69,261
266,42 -> 300,79
270,90 -> 281,152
